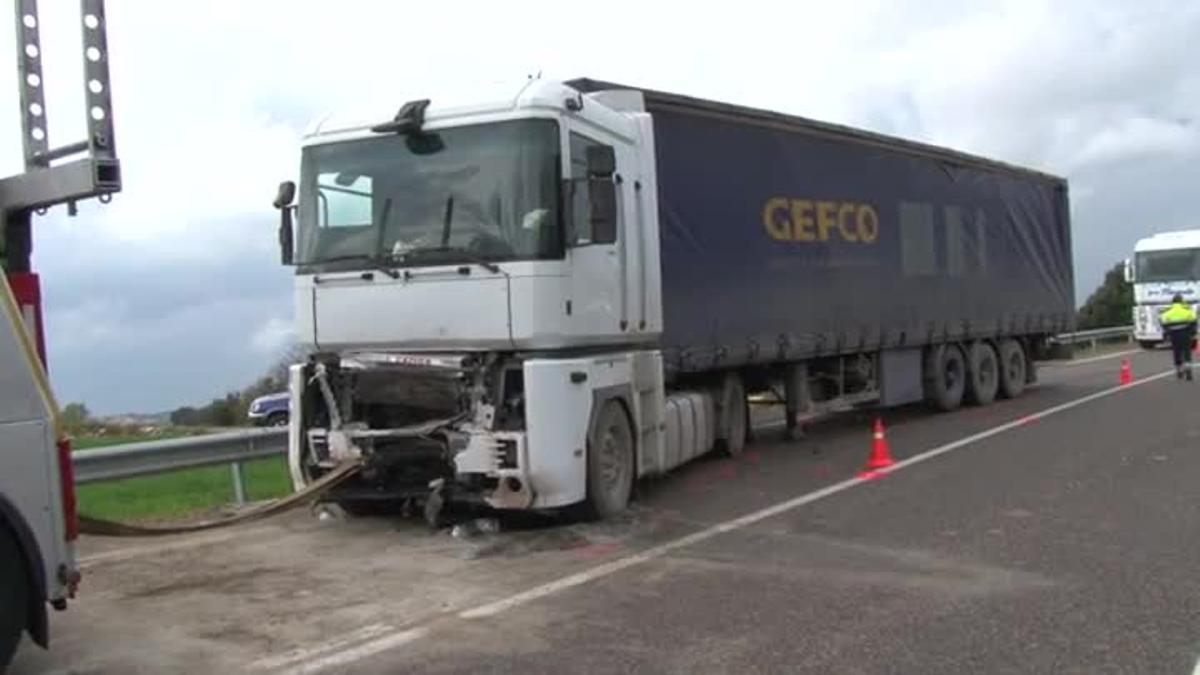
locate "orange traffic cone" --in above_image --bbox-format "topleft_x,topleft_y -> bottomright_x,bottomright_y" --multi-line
859,418 -> 895,478
1119,359 -> 1133,385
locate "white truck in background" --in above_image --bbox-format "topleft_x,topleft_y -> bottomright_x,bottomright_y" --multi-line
1125,230 -> 1200,348
1,0 -> 120,666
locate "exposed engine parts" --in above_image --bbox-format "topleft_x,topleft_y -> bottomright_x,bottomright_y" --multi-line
296,352 -> 532,512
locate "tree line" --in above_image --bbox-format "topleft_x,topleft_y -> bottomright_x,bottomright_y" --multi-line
168,346 -> 305,427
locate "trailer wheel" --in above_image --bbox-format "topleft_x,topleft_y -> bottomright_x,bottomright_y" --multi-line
965,341 -> 1000,406
585,400 -> 635,519
714,372 -> 748,457
997,339 -> 1028,399
0,524 -> 28,668
925,344 -> 966,412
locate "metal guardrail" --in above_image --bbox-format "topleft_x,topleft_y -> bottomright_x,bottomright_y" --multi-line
73,427 -> 287,505
1052,325 -> 1134,344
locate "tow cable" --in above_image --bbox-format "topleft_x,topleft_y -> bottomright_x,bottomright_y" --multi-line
78,459 -> 362,537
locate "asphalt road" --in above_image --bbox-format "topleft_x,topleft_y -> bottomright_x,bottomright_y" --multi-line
13,347 -> 1199,675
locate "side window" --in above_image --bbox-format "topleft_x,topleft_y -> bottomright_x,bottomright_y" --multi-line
569,133 -> 617,245
316,173 -> 373,228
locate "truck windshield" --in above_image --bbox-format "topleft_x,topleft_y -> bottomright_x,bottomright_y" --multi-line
1135,249 -> 1200,283
296,119 -> 561,272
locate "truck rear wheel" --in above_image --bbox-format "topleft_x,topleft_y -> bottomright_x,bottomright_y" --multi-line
714,372 -> 747,457
926,344 -> 966,412
0,524 -> 28,668
997,339 -> 1027,399
965,341 -> 1000,406
585,400 -> 635,519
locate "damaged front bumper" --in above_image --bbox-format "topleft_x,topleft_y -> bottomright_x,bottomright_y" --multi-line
300,354 -> 535,510
307,423 -> 535,509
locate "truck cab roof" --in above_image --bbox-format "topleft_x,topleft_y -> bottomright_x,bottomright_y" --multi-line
302,78 -> 644,146
1134,229 -> 1200,253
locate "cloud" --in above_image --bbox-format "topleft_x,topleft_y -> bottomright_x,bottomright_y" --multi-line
250,317 -> 294,355
1066,117 -> 1199,170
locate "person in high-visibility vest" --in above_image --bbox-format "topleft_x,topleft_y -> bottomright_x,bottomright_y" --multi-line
1160,294 -> 1198,380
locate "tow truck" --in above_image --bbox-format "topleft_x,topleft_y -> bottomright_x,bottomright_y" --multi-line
0,0 -> 121,665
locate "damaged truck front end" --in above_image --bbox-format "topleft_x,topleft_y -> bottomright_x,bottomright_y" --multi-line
287,352 -> 535,517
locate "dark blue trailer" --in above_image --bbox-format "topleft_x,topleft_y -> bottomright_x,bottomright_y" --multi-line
570,79 -> 1074,427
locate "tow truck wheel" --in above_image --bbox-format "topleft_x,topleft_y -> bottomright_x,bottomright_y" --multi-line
0,524 -> 28,668
584,400 -> 635,519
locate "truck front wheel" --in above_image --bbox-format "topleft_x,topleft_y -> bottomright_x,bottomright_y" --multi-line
0,524 -> 29,668
714,372 -> 747,457
585,400 -> 635,519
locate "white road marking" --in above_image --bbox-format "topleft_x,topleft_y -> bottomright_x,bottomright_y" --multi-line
1192,655 -> 1200,675
282,628 -> 429,674
290,368 -> 1173,672
251,623 -> 393,671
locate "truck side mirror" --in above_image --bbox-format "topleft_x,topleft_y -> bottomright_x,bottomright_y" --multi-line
274,180 -> 296,266
274,180 -> 296,209
1123,258 -> 1133,283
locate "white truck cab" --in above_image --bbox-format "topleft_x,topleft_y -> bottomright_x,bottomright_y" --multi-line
279,79 -> 669,518
1126,229 -> 1200,348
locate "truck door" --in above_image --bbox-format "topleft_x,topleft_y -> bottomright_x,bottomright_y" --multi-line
564,130 -> 629,342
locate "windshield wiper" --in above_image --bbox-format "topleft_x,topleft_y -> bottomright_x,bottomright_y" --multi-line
313,254 -> 401,279
393,247 -> 502,274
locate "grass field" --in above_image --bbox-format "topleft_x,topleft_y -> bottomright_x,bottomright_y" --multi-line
74,432 -> 293,522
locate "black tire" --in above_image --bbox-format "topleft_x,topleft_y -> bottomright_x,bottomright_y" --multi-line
965,341 -> 1000,406
925,344 -> 967,412
1139,341 -> 1159,350
997,339 -> 1028,399
0,525 -> 29,669
584,401 -> 635,519
266,411 -> 289,427
713,372 -> 748,457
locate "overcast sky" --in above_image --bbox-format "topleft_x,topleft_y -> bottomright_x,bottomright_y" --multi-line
2,0 -> 1197,414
